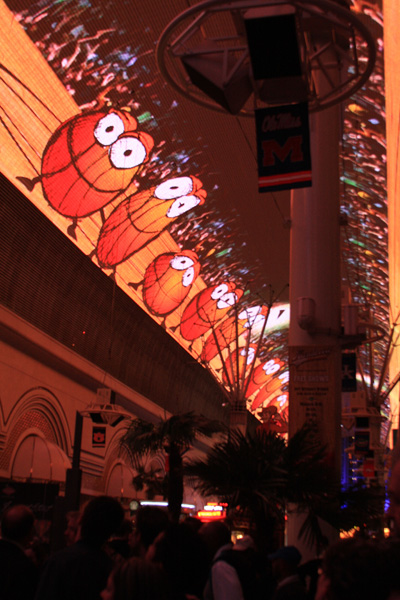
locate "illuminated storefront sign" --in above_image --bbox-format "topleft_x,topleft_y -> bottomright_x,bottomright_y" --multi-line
197,502 -> 227,521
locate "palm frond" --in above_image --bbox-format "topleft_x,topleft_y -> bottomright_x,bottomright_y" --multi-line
160,411 -> 227,449
186,422 -> 346,550
119,412 -> 226,523
185,427 -> 288,514
317,482 -> 386,533
120,418 -> 165,458
121,412 -> 225,458
296,508 -> 330,553
131,463 -> 166,499
284,424 -> 335,507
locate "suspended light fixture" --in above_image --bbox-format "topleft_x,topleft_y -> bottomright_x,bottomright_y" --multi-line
156,0 -> 376,115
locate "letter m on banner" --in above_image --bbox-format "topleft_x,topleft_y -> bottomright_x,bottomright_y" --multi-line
255,102 -> 312,192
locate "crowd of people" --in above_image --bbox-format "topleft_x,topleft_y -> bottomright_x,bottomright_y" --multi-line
2,460 -> 400,600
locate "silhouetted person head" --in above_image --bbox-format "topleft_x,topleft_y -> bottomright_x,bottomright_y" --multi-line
315,537 -> 385,600
101,556 -> 170,600
147,521 -> 210,599
65,510 -> 80,546
199,520 -> 231,559
113,517 -> 134,540
104,517 -> 135,561
183,515 -> 203,533
1,504 -> 35,548
131,506 -> 169,557
79,496 -> 124,547
269,545 -> 302,582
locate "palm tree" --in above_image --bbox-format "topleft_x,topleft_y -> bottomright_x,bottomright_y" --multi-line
120,411 -> 226,523
185,424 -> 290,552
185,423 -> 383,553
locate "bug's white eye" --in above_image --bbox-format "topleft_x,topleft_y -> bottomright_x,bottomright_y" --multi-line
251,314 -> 266,328
167,195 -> 200,218
182,266 -> 195,287
155,177 -> 193,200
239,347 -> 255,364
94,113 -> 125,146
109,137 -> 147,169
277,394 -> 288,406
263,360 -> 281,376
246,347 -> 256,363
279,371 -> 289,384
239,306 -> 260,321
211,284 -> 229,300
170,256 -> 195,271
217,292 -> 237,310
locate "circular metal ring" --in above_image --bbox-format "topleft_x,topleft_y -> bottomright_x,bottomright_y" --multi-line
156,0 -> 376,114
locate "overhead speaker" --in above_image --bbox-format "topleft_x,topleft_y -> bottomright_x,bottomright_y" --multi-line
244,8 -> 307,104
181,49 -> 253,115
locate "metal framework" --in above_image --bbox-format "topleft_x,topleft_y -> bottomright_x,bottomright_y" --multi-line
156,0 -> 376,114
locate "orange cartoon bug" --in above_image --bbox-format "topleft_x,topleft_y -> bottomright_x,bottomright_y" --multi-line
96,175 -> 206,269
222,344 -> 257,387
179,282 -> 243,342
250,369 -> 289,411
18,107 -> 154,236
245,357 -> 285,398
201,304 -> 270,363
138,250 -> 201,321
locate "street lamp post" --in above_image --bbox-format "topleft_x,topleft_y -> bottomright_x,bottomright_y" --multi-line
51,398 -> 132,551
64,411 -> 84,512
64,399 -> 132,511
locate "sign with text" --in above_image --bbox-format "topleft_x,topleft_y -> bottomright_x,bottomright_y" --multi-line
255,103 -> 312,192
289,346 -> 340,455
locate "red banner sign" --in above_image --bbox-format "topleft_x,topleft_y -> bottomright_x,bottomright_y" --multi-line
255,103 -> 312,192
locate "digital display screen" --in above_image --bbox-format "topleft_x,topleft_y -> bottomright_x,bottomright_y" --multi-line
0,0 -> 386,423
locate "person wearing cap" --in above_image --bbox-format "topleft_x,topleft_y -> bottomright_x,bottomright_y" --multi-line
269,545 -> 307,600
200,522 -> 262,600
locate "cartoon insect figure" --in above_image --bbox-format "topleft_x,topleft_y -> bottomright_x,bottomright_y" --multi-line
258,403 -> 288,434
245,357 -> 285,398
222,344 -> 257,387
96,175 -> 206,269
201,304 -> 269,363
18,107 -> 154,236
179,282 -> 243,342
136,250 -> 201,322
250,369 -> 289,411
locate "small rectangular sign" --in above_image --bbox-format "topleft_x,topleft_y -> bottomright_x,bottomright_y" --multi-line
354,431 -> 370,455
342,352 -> 357,392
255,102 -> 312,192
92,425 -> 106,447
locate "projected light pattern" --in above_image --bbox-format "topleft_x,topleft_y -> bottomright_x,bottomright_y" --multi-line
342,1 -> 389,401
0,0 -> 386,426
0,0 -> 290,421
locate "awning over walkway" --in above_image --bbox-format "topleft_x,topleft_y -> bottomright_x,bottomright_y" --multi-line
11,434 -> 71,482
